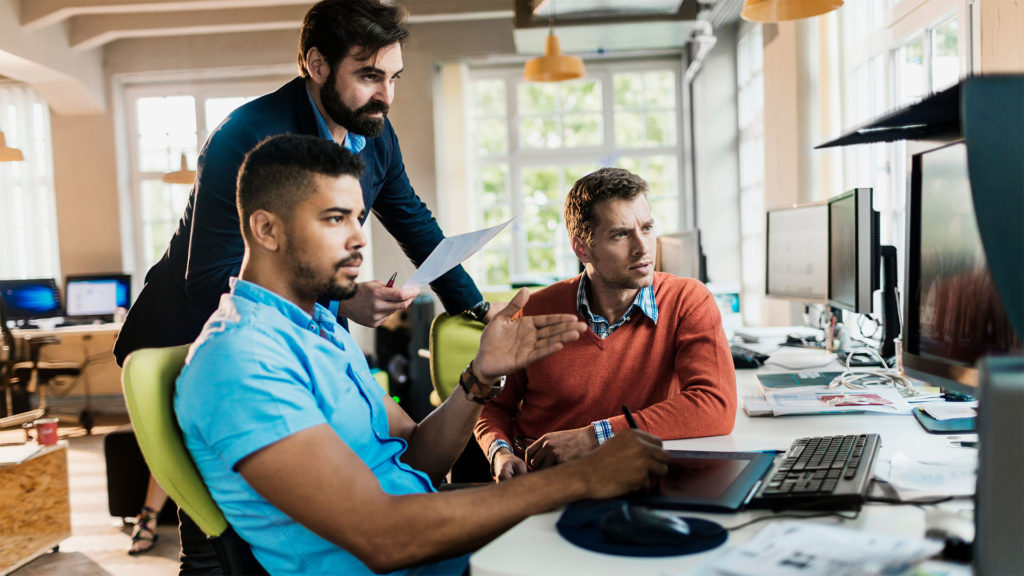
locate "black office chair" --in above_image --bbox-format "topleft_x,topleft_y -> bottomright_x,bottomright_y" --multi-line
0,308 -> 83,430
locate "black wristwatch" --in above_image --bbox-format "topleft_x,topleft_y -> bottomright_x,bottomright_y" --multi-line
459,360 -> 506,404
463,300 -> 490,322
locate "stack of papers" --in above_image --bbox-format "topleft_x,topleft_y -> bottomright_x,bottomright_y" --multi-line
696,521 -> 942,576
0,443 -> 41,466
743,385 -> 914,417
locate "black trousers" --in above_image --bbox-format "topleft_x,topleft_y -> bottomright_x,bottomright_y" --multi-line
178,507 -> 222,576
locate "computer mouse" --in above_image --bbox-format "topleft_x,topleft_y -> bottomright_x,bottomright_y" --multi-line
601,504 -> 694,546
730,345 -> 766,369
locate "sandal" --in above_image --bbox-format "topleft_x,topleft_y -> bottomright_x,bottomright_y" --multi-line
128,505 -> 159,556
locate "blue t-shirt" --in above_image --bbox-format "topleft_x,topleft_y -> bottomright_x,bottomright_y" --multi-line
175,278 -> 467,575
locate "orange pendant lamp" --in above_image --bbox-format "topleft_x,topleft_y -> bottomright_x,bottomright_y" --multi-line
523,0 -> 584,83
741,0 -> 843,22
162,153 -> 196,185
0,131 -> 24,162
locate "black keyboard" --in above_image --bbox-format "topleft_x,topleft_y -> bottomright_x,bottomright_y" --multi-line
750,433 -> 881,511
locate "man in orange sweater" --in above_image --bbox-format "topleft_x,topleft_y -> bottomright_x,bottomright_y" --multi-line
475,167 -> 737,481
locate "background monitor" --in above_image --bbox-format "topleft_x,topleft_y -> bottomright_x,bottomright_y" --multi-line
656,229 -> 707,282
65,274 -> 132,319
902,141 -> 1019,392
765,203 -> 828,301
0,278 -> 62,325
828,188 -> 879,313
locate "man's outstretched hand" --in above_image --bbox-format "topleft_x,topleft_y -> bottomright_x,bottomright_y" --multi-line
473,288 -> 586,382
337,281 -> 419,328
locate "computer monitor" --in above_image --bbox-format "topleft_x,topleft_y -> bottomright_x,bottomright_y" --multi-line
902,141 -> 1020,392
827,188 -> 879,313
65,274 -> 132,320
0,278 -> 62,326
765,203 -> 828,301
656,229 -> 707,282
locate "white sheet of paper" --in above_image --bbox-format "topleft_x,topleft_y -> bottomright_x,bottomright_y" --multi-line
403,218 -> 513,289
764,385 -> 913,416
920,401 -> 978,421
695,521 -> 942,576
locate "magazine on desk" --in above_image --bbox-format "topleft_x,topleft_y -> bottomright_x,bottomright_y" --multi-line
743,385 -> 913,417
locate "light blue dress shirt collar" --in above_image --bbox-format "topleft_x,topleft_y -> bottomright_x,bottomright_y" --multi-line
304,85 -> 366,154
229,276 -> 337,336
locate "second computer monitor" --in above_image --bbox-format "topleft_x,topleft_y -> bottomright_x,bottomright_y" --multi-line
828,188 -> 879,313
765,203 -> 828,301
65,274 -> 131,320
656,229 -> 706,282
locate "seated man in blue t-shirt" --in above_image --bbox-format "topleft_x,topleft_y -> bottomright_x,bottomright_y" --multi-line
174,134 -> 671,576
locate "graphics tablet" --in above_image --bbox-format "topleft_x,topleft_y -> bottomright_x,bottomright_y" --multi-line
629,450 -> 777,512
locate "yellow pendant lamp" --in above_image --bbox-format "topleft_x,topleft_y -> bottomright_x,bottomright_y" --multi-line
0,131 -> 24,162
741,0 -> 843,22
523,0 -> 585,83
162,153 -> 196,185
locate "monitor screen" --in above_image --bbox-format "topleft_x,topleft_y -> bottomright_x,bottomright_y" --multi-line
828,188 -> 878,313
657,230 -> 704,281
903,142 -> 1019,390
766,203 -> 828,301
65,274 -> 131,318
0,278 -> 62,323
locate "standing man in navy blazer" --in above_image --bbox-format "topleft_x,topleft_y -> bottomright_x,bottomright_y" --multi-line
114,0 -> 496,367
113,1 -> 497,572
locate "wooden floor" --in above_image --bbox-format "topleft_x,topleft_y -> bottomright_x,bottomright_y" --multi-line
1,416 -> 180,576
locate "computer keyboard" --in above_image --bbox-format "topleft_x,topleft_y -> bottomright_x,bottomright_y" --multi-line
751,433 -> 881,511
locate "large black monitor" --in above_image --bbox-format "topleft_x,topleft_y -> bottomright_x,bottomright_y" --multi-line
765,202 -> 828,301
656,229 -> 707,283
827,188 -> 879,313
902,141 -> 1020,392
0,278 -> 62,327
65,274 -> 132,321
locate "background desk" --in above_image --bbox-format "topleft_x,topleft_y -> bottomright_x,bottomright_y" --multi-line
471,361 -> 971,575
9,324 -> 123,416
0,443 -> 71,574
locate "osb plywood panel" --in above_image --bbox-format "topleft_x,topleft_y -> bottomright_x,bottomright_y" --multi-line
0,445 -> 72,574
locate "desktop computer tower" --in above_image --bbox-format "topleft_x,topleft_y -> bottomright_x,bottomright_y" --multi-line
974,355 -> 1024,575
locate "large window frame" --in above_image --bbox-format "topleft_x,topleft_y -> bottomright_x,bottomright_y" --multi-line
464,58 -> 686,290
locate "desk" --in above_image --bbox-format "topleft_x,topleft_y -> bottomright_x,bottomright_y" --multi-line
470,362 -> 971,575
0,443 -> 71,574
8,324 -> 122,415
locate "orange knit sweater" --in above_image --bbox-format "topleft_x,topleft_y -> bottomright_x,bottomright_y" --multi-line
475,273 -> 736,456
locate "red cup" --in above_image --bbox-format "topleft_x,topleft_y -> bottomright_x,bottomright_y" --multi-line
33,418 -> 59,446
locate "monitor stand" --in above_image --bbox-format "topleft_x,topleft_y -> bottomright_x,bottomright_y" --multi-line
879,245 -> 900,359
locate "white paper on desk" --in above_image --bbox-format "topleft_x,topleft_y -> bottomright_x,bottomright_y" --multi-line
920,401 -> 977,420
884,450 -> 977,499
403,218 -> 513,289
696,521 -> 942,576
0,443 -> 41,465
764,385 -> 913,416
763,347 -> 838,371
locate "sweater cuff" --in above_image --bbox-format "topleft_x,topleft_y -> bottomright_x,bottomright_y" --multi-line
592,420 -> 613,445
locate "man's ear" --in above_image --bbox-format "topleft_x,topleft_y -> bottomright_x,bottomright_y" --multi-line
305,47 -> 330,84
571,236 -> 591,264
249,210 -> 282,252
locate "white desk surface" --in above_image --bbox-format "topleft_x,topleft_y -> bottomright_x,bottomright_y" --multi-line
471,355 -> 972,576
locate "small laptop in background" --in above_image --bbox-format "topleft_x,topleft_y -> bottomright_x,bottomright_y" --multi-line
0,278 -> 63,328
64,274 -> 131,324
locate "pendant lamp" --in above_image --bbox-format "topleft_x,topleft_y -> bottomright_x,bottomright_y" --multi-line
162,153 -> 196,185
0,131 -> 24,162
523,0 -> 585,82
741,0 -> 843,22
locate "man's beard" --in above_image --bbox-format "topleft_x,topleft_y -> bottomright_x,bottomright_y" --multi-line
320,68 -> 387,138
289,249 -> 362,303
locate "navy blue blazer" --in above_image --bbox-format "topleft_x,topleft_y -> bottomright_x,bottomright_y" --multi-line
114,77 -> 481,365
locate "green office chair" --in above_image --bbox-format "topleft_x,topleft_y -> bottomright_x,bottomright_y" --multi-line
121,344 -> 268,576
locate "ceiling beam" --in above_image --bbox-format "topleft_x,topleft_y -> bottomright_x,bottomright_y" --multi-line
20,0 -> 313,30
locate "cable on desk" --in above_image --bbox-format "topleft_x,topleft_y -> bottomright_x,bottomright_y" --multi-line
826,347 -> 928,399
723,509 -> 860,532
864,495 -> 960,506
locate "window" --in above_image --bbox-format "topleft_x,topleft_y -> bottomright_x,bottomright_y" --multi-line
0,83 -> 60,280
122,80 -> 282,277
466,61 -> 683,289
736,25 -> 765,326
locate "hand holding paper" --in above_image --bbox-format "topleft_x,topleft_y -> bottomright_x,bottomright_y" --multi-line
403,218 -> 514,289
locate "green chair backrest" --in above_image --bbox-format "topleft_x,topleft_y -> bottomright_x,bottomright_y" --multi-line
122,344 -> 228,538
427,289 -> 537,402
